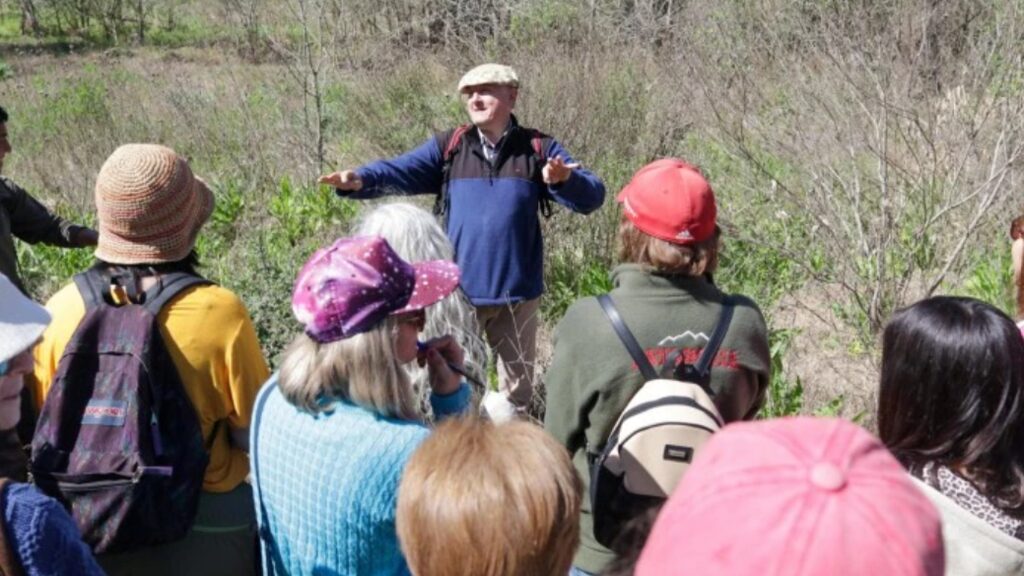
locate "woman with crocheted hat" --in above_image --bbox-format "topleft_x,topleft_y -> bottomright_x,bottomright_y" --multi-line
250,234 -> 472,575
30,144 -> 270,575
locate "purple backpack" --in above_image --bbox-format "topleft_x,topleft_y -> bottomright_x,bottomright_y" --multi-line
31,268 -> 215,554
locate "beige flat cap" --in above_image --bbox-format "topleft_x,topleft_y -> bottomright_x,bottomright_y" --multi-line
457,64 -> 519,92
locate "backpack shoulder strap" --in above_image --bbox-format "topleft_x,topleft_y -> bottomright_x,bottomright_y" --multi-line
251,381 -> 278,576
142,273 -> 213,315
433,124 -> 473,223
0,479 -> 24,576
597,295 -> 658,381
661,296 -> 735,381
441,124 -> 473,163
527,129 -> 557,219
72,269 -> 108,310
530,129 -> 547,163
691,297 -> 735,380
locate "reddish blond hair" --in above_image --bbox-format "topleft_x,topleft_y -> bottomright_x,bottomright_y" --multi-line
617,217 -> 720,276
397,418 -> 581,576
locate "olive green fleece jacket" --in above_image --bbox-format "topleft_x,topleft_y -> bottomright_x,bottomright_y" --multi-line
543,264 -> 771,574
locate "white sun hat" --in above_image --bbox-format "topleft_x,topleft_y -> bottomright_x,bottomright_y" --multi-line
0,274 -> 50,363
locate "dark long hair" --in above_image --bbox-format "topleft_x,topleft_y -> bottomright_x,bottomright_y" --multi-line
92,250 -> 201,277
89,251 -> 202,303
878,296 -> 1024,512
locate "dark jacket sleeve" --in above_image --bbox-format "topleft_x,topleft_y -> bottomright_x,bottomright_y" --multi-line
544,139 -> 606,215
345,137 -> 445,199
1,179 -> 86,248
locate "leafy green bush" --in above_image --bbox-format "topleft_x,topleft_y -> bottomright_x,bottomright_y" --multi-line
543,253 -> 612,321
960,248 -> 1015,317
759,327 -> 849,420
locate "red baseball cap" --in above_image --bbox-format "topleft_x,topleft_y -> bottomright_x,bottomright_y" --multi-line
617,158 -> 717,245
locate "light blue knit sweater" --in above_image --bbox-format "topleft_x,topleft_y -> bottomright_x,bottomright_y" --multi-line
251,376 -> 471,576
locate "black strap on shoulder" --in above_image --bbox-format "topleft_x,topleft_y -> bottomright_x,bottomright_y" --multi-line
692,297 -> 735,379
658,297 -> 735,383
141,272 -> 211,315
531,129 -> 556,219
72,269 -> 106,310
73,269 -> 210,313
600,294 -> 735,385
251,381 -> 278,576
597,295 -> 658,381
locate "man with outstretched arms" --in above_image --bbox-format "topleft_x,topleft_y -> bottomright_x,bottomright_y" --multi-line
320,64 -> 606,417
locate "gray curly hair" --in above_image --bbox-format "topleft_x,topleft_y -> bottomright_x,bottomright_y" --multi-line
354,202 -> 488,418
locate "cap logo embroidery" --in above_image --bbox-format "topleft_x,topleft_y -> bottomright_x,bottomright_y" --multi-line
676,230 -> 693,240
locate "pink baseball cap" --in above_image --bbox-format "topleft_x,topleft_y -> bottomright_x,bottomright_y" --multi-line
635,417 -> 944,576
617,158 -> 717,245
292,236 -> 460,343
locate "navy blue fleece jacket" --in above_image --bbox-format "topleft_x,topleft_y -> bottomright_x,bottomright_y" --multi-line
344,122 -> 606,306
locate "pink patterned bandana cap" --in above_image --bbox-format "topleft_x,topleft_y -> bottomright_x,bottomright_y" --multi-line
292,236 -> 460,343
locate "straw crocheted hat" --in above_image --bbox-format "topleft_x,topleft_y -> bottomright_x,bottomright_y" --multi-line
94,144 -> 214,264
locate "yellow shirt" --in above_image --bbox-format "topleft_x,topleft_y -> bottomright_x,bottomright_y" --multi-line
31,282 -> 270,493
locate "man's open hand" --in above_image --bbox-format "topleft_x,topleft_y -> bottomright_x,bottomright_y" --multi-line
318,170 -> 363,191
542,156 -> 580,185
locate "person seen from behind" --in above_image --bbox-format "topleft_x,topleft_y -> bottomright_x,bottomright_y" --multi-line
396,417 -> 581,576
543,158 -> 770,575
635,417 -> 945,576
319,64 -> 606,418
0,273 -> 104,576
879,296 -> 1024,575
30,144 -> 269,576
250,235 -> 472,575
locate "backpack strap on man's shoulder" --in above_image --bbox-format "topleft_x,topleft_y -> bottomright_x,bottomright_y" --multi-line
597,295 -> 658,381
434,124 -> 474,223
142,273 -> 213,315
529,129 -> 547,163
528,129 -> 557,219
441,124 -> 473,163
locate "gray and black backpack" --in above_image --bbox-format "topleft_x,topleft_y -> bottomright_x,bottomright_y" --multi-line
589,294 -> 734,548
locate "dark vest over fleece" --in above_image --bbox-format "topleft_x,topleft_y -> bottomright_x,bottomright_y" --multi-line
441,126 -> 550,305
349,118 -> 606,306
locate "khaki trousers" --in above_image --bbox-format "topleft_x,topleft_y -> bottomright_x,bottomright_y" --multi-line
475,298 -> 540,408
